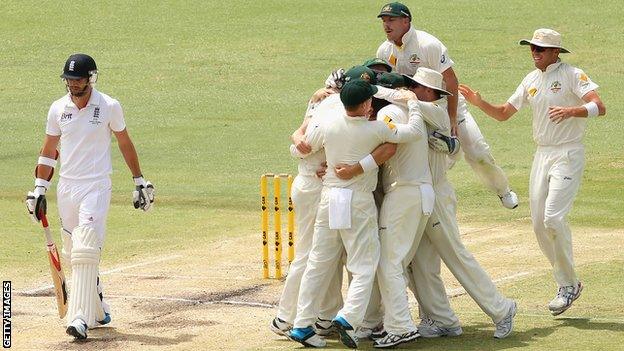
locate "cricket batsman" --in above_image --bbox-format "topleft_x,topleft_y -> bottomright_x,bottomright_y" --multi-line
26,53 -> 154,339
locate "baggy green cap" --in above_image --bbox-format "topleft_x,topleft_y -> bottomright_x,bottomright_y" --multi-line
362,58 -> 393,72
377,72 -> 407,89
340,79 -> 379,107
377,2 -> 411,19
344,65 -> 378,85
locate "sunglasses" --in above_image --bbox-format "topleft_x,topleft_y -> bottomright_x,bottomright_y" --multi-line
530,45 -> 547,53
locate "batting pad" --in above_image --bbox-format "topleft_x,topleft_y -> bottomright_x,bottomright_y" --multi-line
67,225 -> 105,327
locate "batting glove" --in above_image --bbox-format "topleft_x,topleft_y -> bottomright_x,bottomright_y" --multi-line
26,186 -> 47,222
132,176 -> 155,211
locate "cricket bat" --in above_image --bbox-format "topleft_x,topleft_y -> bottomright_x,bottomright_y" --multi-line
40,213 -> 68,318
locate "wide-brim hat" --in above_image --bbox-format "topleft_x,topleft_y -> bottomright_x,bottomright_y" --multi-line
402,67 -> 452,96
519,28 -> 570,53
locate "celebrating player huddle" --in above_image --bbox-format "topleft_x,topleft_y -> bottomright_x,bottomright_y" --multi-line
269,2 -> 606,349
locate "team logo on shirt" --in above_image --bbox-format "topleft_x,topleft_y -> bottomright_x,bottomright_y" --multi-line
550,81 -> 562,93
89,107 -> 101,125
383,115 -> 396,130
579,73 -> 590,88
60,112 -> 73,122
389,54 -> 397,66
528,88 -> 538,97
409,53 -> 421,65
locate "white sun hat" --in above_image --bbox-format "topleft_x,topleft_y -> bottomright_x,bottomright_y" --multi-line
519,28 -> 570,53
402,67 -> 452,96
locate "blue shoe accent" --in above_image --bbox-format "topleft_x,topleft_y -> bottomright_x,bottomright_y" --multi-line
332,316 -> 353,330
289,327 -> 315,342
97,312 -> 111,325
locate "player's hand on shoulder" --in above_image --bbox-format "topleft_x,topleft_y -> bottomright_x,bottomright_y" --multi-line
132,176 -> 155,211
393,89 -> 418,105
25,186 -> 47,222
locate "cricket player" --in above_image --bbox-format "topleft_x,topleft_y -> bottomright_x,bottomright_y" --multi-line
459,28 -> 606,316
288,79 -> 424,348
270,89 -> 346,338
375,2 -> 519,209
26,53 -> 154,339
401,69 -> 517,340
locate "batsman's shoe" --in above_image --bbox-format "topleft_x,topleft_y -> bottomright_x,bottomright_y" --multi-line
288,326 -> 326,348
315,318 -> 336,337
66,318 -> 88,340
494,300 -> 517,339
549,282 -> 583,316
270,317 -> 292,337
373,330 -> 420,349
97,312 -> 112,326
418,317 -> 463,338
332,316 -> 358,349
499,190 -> 519,209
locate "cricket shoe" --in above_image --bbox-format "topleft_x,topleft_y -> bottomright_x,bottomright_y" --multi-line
270,317 -> 292,337
373,330 -> 420,348
494,300 -> 517,339
66,318 -> 88,340
549,282 -> 583,316
355,325 -> 386,341
332,316 -> 358,349
288,326 -> 326,348
418,317 -> 463,338
97,312 -> 112,326
315,318 -> 337,337
499,190 -> 519,209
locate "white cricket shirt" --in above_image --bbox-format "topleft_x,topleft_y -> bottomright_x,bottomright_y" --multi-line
376,103 -> 431,193
45,89 -> 126,180
376,26 -> 454,76
306,102 -> 425,192
507,61 -> 599,146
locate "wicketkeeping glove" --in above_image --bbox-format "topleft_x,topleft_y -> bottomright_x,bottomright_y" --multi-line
428,131 -> 460,155
26,186 -> 47,222
132,176 -> 155,211
324,68 -> 345,90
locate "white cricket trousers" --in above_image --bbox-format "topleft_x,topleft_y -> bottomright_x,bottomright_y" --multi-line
530,143 -> 584,287
409,180 -> 512,325
276,175 -> 343,323
294,189 -> 380,329
377,185 -> 429,334
456,100 -> 511,196
57,177 -> 112,314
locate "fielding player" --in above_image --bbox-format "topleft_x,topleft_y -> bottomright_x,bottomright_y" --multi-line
405,68 -> 518,340
375,2 -> 519,209
288,79 -> 424,348
26,53 -> 154,339
459,29 -> 606,316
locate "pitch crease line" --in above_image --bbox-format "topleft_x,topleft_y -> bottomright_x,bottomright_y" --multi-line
21,254 -> 183,295
106,294 -> 276,309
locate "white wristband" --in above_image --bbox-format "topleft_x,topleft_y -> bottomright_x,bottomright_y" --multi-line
35,178 -> 51,190
37,156 -> 57,168
359,154 -> 378,173
583,102 -> 599,117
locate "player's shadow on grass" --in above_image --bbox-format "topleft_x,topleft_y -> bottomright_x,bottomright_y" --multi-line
60,327 -> 196,349
556,317 -> 624,332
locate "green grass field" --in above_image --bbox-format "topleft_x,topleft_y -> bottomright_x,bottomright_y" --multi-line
1,1 -> 622,349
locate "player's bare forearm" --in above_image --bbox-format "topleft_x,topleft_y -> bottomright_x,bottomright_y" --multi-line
459,84 -> 517,121
548,92 -> 606,123
442,68 -> 459,132
114,129 -> 142,177
37,134 -> 60,179
372,142 -> 397,165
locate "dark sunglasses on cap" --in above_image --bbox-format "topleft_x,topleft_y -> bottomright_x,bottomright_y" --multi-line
530,44 -> 547,53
